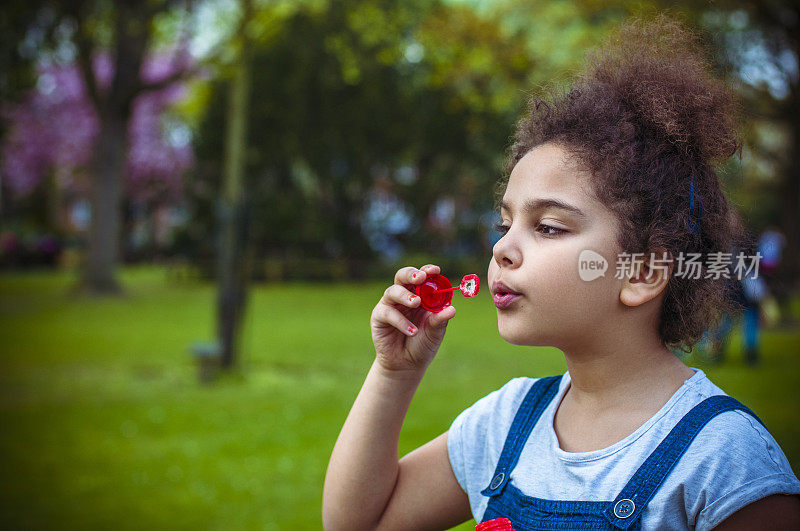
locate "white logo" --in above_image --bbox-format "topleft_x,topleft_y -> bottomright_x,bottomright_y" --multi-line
579,250 -> 608,281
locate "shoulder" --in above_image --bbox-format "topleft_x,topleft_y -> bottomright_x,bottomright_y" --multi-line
681,375 -> 783,465
446,376 -> 549,493
448,376 -> 536,447
675,384 -> 800,530
452,376 -> 537,424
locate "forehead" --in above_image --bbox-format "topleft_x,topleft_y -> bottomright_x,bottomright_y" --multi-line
503,143 -> 594,210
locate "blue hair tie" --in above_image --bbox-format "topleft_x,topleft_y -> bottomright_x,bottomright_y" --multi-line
688,172 -> 701,234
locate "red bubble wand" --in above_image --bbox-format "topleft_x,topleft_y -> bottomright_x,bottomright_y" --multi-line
414,273 -> 480,313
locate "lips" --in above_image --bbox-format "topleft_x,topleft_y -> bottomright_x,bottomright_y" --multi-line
492,281 -> 522,309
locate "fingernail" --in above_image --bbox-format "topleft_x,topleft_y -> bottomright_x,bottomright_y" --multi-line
407,325 -> 416,335
412,272 -> 418,279
409,295 -> 416,302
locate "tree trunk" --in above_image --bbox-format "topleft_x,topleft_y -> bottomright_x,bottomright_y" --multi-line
81,113 -> 126,293
217,0 -> 253,369
217,200 -> 249,369
73,0 -> 152,294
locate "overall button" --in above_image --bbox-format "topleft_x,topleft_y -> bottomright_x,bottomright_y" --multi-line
489,472 -> 505,490
613,498 -> 635,519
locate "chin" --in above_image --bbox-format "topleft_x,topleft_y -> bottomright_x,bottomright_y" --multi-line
498,319 -> 559,347
498,323 -> 538,346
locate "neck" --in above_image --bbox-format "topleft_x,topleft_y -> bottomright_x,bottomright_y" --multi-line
558,327 -> 694,411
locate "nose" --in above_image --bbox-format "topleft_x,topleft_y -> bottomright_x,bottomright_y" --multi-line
492,230 -> 521,268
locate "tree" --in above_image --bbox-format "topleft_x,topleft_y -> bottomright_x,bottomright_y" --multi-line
190,0 -> 538,278
64,0 -> 199,293
217,0 -> 253,370
1,56 -> 192,210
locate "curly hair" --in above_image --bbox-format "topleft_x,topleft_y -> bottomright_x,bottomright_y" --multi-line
496,12 -> 749,352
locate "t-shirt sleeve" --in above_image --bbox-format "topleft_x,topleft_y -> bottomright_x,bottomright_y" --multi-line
692,409 -> 800,531
446,377 -> 535,501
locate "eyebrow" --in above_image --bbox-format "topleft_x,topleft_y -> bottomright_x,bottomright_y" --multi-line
499,197 -> 587,218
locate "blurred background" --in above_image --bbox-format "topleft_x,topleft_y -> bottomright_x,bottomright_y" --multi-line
1,0 -> 798,529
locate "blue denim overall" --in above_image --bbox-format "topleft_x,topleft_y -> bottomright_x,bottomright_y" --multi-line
479,375 -> 765,530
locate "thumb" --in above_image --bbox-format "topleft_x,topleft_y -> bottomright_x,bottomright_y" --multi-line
426,305 -> 456,331
417,306 -> 456,357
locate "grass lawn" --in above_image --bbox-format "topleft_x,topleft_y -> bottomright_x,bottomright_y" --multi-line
1,266 -> 798,529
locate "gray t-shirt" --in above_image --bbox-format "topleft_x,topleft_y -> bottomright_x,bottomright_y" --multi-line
447,368 -> 800,530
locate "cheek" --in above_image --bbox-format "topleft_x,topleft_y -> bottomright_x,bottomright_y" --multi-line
534,242 -> 618,307
572,267 -> 619,310
529,244 -> 580,285
569,243 -> 621,308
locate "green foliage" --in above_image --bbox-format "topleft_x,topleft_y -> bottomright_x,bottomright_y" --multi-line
1,267 -> 799,528
4,0 -> 795,282
188,0 -> 544,277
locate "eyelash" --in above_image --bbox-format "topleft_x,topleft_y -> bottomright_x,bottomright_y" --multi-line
494,222 -> 566,237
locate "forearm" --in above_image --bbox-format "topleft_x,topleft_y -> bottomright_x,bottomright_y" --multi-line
322,358 -> 426,530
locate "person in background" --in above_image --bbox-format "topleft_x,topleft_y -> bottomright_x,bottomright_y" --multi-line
758,226 -> 789,326
709,240 -> 767,366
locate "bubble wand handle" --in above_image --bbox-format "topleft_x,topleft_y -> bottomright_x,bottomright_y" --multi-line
433,286 -> 460,294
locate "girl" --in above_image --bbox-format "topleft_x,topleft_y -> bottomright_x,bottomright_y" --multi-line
323,13 -> 800,530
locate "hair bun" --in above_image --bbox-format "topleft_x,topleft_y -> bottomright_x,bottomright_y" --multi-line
579,13 -> 741,164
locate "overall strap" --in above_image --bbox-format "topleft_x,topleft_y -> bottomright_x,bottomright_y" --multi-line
481,375 -> 563,498
604,395 -> 766,529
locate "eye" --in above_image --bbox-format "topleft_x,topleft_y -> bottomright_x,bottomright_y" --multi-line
494,223 -> 510,235
536,223 -> 566,237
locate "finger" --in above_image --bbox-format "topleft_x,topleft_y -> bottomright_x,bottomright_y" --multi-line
426,305 -> 456,329
382,284 -> 421,309
394,266 -> 426,286
420,264 -> 440,276
375,304 -> 419,336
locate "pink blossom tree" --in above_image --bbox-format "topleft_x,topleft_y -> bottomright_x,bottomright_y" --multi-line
1,1 -> 200,293
2,55 -> 193,203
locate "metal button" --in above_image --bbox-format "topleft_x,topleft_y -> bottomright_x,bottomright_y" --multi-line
613,498 -> 635,519
489,472 -> 505,490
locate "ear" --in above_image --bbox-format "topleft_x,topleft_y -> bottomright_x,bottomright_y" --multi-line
619,248 -> 673,307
